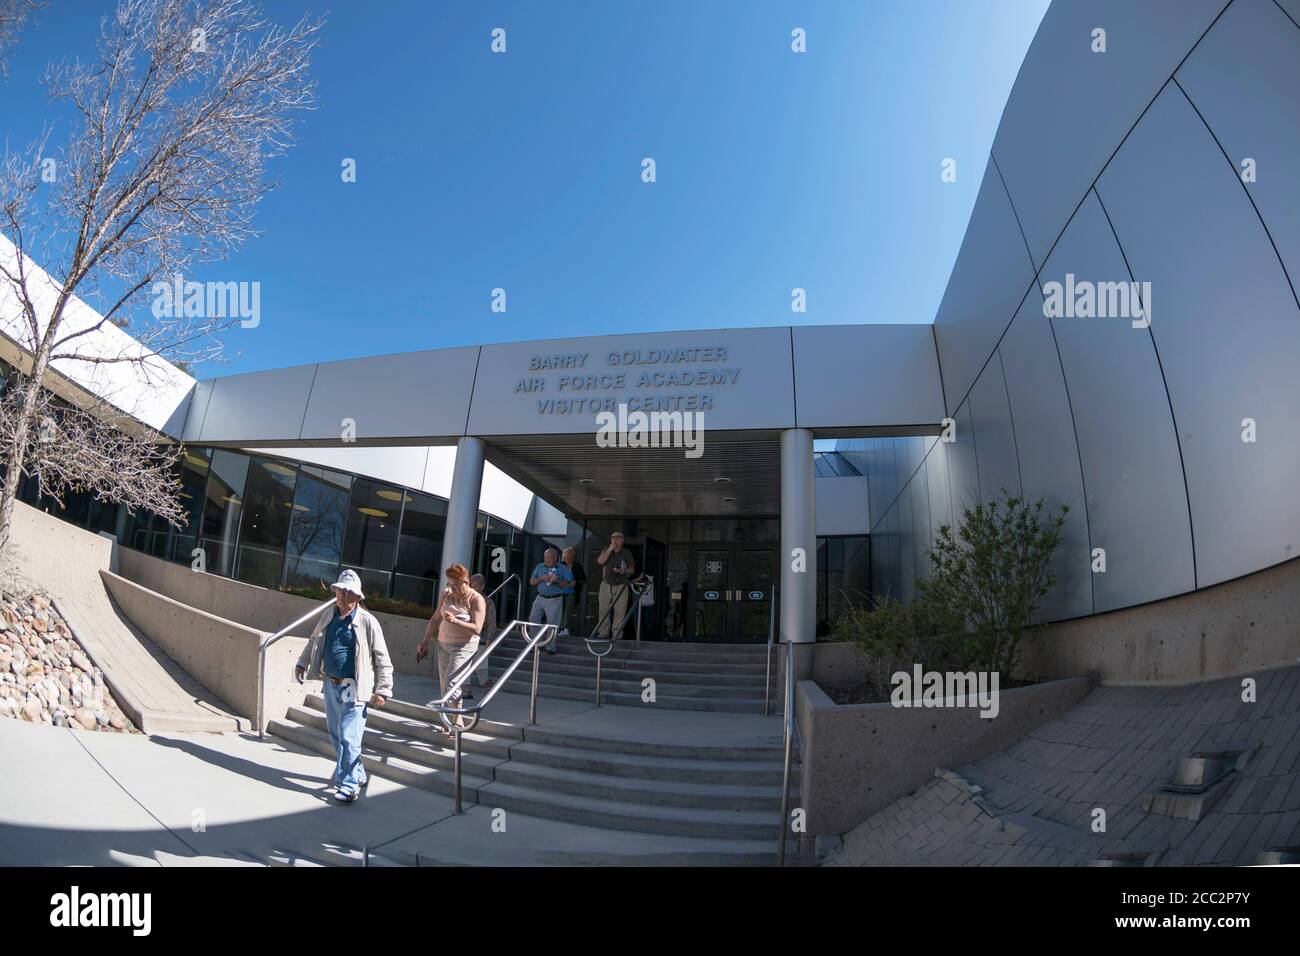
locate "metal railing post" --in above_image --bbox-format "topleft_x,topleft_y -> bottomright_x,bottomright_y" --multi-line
595,653 -> 603,705
764,584 -> 778,717
256,598 -> 335,740
764,638 -> 773,717
453,728 -> 464,813
777,639 -> 795,867
529,638 -> 541,725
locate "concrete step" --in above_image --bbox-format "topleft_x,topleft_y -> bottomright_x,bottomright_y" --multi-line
506,739 -> 787,784
384,692 -> 784,760
303,693 -> 514,759
295,695 -> 788,788
287,705 -> 502,779
492,759 -> 790,810
500,656 -> 769,686
267,717 -> 493,800
508,668 -> 764,699
499,675 -> 767,712
478,780 -> 781,840
297,699 -> 790,796
498,639 -> 770,671
376,808 -> 775,867
271,714 -> 789,840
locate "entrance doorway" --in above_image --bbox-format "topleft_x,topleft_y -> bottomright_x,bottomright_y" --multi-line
684,544 -> 775,643
660,517 -> 779,644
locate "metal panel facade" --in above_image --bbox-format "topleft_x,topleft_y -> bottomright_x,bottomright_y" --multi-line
1098,84 -> 1300,585
1042,191 -> 1195,610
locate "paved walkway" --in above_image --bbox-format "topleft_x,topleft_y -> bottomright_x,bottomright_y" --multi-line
5,503 -> 244,733
824,662 -> 1300,867
0,700 -> 774,867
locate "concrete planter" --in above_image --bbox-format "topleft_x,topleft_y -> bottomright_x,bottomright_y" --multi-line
795,674 -> 1091,837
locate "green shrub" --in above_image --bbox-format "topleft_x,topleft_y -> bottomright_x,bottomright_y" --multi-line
920,491 -> 1066,677
832,593 -> 961,701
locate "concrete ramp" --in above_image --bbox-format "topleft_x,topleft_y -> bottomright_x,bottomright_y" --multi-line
4,501 -> 245,733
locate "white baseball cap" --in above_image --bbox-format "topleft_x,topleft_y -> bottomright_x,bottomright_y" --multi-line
330,569 -> 364,599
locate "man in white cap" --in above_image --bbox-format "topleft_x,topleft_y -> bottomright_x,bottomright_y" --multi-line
294,569 -> 393,803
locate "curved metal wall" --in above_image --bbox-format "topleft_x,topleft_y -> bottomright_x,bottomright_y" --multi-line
859,0 -> 1300,619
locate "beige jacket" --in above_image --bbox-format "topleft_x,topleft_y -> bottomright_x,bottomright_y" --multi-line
296,604 -> 394,700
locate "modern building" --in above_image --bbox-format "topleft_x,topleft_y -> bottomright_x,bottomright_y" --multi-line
4,0 -> 1299,658
4,0 -> 1300,873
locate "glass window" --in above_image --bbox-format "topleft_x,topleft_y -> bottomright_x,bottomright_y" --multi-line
732,518 -> 778,543
692,519 -> 728,542
817,535 -> 870,636
393,491 -> 445,607
234,457 -> 298,588
283,465 -> 352,590
482,515 -> 517,615
201,450 -> 249,577
342,478 -> 403,598
170,449 -> 211,564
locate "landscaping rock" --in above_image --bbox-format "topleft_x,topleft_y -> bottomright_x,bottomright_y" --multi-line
0,593 -> 137,733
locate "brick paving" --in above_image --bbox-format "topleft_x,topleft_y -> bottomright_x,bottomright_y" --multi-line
824,663 -> 1300,867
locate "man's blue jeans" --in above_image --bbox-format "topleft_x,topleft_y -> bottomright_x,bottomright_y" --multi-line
322,679 -> 368,795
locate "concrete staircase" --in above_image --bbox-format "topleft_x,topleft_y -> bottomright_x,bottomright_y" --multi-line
267,689 -> 792,865
491,633 -> 773,713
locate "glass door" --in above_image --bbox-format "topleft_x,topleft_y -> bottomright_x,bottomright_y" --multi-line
690,548 -> 731,641
734,547 -> 775,642
686,545 -> 776,643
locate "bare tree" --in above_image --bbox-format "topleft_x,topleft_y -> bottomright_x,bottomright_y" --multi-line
0,0 -> 321,564
0,0 -> 41,76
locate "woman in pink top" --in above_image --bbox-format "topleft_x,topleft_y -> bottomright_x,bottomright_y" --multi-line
417,563 -> 486,730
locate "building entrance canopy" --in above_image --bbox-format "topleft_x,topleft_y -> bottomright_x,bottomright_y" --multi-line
169,322 -> 945,642
179,323 -> 945,446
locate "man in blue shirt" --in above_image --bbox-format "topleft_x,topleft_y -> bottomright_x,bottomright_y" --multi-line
529,547 -> 573,655
294,569 -> 393,803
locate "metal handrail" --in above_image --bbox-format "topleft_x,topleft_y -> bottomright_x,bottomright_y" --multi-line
764,583 -> 778,716
256,598 -> 336,739
777,638 -> 801,867
485,573 -> 516,603
424,618 -> 558,812
583,577 -> 650,705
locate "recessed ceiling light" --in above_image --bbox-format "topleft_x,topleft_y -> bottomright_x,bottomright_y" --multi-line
722,496 -> 736,504
713,477 -> 732,484
601,497 -> 615,503
579,478 -> 595,485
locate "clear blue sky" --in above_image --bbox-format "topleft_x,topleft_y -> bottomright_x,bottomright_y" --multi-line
1,0 -> 1048,376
